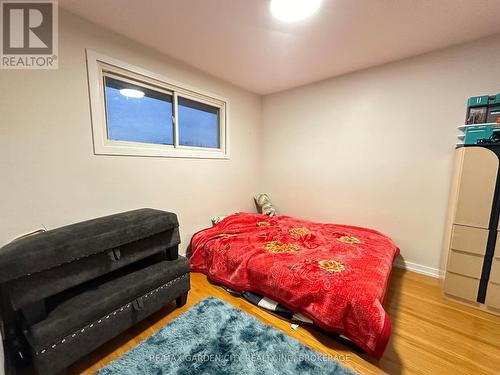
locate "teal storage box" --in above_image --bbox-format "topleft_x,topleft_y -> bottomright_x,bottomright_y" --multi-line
487,106 -> 500,123
466,93 -> 500,124
464,125 -> 500,145
468,96 -> 490,108
491,94 -> 500,105
467,94 -> 500,107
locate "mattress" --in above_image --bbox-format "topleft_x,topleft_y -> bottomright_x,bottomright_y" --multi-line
189,212 -> 399,358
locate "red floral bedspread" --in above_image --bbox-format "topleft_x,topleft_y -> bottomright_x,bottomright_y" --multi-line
189,213 -> 399,358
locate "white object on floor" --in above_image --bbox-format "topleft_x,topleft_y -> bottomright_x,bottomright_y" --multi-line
291,324 -> 299,330
257,297 -> 278,311
292,313 -> 313,324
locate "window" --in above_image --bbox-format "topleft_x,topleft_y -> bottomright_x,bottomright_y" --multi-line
104,76 -> 174,145
86,50 -> 229,159
178,97 -> 220,149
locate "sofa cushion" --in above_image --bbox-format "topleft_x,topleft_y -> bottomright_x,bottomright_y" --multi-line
0,209 -> 178,283
30,273 -> 190,375
8,233 -> 179,311
26,257 -> 189,351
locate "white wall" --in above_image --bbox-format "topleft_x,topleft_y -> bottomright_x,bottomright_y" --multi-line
1,9 -> 500,274
260,35 -> 500,272
0,10 -> 261,252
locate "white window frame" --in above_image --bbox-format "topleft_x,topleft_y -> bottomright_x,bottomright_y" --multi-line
86,49 -> 229,159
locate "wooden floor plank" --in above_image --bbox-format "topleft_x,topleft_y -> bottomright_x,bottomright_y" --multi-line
69,269 -> 500,374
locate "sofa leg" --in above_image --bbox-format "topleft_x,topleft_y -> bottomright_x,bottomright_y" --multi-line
176,292 -> 188,307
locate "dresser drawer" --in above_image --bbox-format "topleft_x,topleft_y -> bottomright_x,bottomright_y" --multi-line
485,282 -> 500,310
454,147 -> 497,228
450,225 -> 488,255
489,257 -> 500,285
444,272 -> 480,302
447,250 -> 484,278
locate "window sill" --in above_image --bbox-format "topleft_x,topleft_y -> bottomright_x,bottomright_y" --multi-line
94,141 -> 230,159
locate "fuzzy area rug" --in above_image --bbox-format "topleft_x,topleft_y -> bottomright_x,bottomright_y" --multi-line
98,297 -> 357,375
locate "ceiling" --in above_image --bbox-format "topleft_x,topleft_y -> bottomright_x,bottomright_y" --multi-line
60,0 -> 500,95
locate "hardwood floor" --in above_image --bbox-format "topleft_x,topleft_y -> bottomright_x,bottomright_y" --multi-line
69,269 -> 500,375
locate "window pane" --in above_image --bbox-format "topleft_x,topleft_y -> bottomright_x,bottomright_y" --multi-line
178,97 -> 220,148
104,76 -> 173,145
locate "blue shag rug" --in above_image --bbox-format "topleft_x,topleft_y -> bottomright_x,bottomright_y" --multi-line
98,297 -> 357,375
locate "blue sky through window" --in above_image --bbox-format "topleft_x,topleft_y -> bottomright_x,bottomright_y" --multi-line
178,97 -> 220,148
105,77 -> 173,145
104,77 -> 220,149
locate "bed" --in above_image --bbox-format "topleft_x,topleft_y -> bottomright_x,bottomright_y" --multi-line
189,212 -> 399,358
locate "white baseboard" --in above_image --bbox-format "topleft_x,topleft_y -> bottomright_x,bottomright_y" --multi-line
394,258 -> 443,279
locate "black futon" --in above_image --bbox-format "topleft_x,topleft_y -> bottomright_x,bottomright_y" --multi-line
0,209 -> 190,374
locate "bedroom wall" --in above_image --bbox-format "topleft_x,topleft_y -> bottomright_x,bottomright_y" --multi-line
260,34 -> 500,275
0,10 -> 261,253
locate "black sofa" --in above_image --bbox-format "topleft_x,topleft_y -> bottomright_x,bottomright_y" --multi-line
0,209 -> 190,374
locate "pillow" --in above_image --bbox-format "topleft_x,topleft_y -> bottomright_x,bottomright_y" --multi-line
254,194 -> 277,216
211,215 -> 228,226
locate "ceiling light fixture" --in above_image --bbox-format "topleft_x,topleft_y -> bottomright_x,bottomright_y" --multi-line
119,88 -> 145,98
270,0 -> 322,22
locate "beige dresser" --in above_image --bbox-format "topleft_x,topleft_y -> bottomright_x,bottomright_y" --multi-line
443,146 -> 500,315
